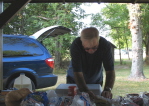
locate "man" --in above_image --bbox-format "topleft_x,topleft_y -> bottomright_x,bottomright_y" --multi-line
66,27 -> 115,99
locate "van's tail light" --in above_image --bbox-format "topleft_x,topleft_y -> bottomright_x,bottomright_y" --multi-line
45,58 -> 54,68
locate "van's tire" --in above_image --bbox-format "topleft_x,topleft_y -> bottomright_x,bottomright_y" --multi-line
7,78 -> 35,90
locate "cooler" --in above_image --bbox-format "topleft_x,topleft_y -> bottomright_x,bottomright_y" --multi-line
55,84 -> 102,96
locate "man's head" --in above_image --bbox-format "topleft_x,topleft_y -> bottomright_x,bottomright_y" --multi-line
80,27 -> 100,54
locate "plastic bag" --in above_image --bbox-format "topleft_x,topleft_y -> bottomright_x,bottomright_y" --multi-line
71,92 -> 95,106
21,91 -> 49,106
46,90 -> 59,106
46,90 -> 58,99
111,96 -> 123,106
139,91 -> 149,106
70,95 -> 85,106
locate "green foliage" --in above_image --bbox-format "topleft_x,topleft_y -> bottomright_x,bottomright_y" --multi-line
3,50 -> 29,56
140,4 -> 149,48
4,3 -> 85,35
43,34 -> 76,58
91,3 -> 132,49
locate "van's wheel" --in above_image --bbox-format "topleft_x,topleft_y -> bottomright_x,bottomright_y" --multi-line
7,79 -> 35,90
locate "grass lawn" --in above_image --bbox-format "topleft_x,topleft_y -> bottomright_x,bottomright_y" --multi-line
112,59 -> 149,98
37,59 -> 149,99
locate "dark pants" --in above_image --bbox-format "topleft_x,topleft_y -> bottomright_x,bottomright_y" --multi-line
66,76 -> 76,84
66,76 -> 103,86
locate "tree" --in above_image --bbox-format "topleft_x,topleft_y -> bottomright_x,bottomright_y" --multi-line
36,3 -> 87,69
140,4 -> 149,65
127,3 -> 145,79
91,3 -> 146,79
91,4 -> 131,63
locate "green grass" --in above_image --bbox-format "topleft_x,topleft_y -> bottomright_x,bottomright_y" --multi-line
37,59 -> 149,99
111,60 -> 149,98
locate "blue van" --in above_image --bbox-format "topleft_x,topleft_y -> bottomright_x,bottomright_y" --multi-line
3,25 -> 71,90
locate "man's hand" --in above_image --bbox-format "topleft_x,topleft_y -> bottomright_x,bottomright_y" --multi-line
86,90 -> 97,101
101,90 -> 112,99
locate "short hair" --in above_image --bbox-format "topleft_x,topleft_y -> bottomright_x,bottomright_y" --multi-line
80,27 -> 99,40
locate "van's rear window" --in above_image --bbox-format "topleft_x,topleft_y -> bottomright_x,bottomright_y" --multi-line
3,36 -> 43,57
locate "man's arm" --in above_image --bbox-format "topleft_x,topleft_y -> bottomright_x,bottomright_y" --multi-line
73,72 -> 97,99
101,70 -> 115,99
74,72 -> 88,92
104,70 -> 115,89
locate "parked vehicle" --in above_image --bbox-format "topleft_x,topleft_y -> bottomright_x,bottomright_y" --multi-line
114,49 -> 128,55
121,49 -> 128,55
3,25 -> 71,90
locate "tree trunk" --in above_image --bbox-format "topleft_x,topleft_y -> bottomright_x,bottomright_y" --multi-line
144,36 -> 149,65
54,37 -> 62,69
127,4 -> 145,79
116,29 -> 122,64
124,28 -> 130,60
145,46 -> 149,65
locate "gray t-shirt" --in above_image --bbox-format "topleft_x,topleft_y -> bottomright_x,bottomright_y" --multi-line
67,36 -> 114,84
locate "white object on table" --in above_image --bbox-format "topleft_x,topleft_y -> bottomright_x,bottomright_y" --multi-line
55,84 -> 102,96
